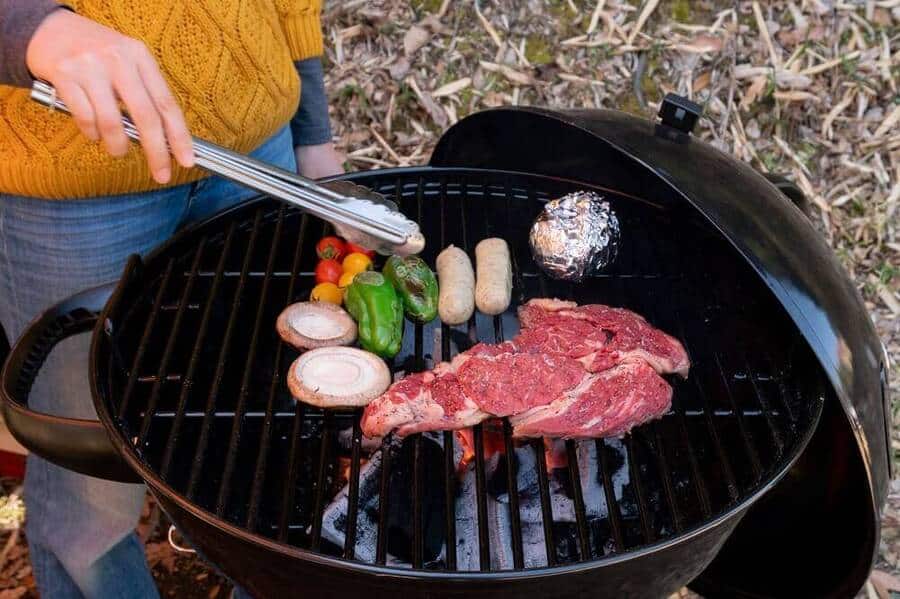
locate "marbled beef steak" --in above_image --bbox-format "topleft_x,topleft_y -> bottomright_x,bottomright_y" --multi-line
516,298 -> 691,376
509,361 -> 673,438
361,299 -> 689,439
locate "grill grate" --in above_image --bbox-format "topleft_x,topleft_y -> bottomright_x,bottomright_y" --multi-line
104,169 -> 821,574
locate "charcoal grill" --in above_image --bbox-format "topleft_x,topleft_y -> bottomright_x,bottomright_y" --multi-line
2,100 -> 890,598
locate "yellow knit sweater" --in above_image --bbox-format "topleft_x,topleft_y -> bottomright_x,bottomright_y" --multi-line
0,0 -> 323,199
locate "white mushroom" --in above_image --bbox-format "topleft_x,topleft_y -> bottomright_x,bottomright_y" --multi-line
287,347 -> 391,408
276,302 -> 357,350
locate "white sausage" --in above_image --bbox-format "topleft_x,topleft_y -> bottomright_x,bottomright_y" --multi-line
436,245 -> 475,325
475,238 -> 512,315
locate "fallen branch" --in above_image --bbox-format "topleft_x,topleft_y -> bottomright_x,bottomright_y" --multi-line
873,103 -> 900,138
752,1 -> 781,68
0,528 -> 19,571
474,0 -> 503,50
405,76 -> 449,128
587,0 -> 606,34
479,61 -> 534,86
626,0 -> 660,46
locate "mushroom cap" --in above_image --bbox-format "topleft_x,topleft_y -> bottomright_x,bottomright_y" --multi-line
276,302 -> 357,350
287,347 -> 391,408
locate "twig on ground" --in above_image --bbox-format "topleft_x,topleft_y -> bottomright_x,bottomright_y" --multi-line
626,0 -> 660,46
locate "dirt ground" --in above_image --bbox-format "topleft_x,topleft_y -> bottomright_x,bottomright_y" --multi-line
1,1 -> 898,597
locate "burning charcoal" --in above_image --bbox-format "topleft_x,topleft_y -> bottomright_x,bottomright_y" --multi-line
321,451 -> 384,562
597,439 -> 634,519
320,435 -> 447,566
384,437 -> 447,564
504,446 -> 542,525
336,426 -> 382,453
591,519 -> 618,556
321,434 -> 637,570
575,441 -> 607,519
486,452 -> 509,498
576,439 -> 640,555
453,465 -> 487,570
456,444 -> 553,570
544,439 -> 568,471
478,439 -> 645,568
553,522 -> 580,563
455,441 -> 506,570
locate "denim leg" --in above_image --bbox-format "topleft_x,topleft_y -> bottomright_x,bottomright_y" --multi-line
0,185 -> 193,599
82,534 -> 164,599
0,124 -> 295,598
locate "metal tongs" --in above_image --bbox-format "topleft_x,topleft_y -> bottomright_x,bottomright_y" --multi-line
31,80 -> 424,256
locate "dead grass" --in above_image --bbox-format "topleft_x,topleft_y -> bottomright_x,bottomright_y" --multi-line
1,1 -> 898,596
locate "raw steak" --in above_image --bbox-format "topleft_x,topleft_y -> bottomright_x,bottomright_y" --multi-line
455,351 -> 584,416
360,369 -> 489,438
361,347 -> 584,436
516,299 -> 690,376
361,299 -> 687,439
509,322 -> 610,371
510,361 -> 672,438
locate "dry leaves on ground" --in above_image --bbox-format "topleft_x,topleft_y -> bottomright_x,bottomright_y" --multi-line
0,1 -> 898,597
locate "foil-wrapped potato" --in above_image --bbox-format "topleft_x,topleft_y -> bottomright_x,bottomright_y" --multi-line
528,191 -> 619,282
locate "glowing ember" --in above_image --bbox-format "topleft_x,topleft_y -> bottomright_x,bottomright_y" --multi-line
336,455 -> 368,483
454,420 -> 507,474
543,438 -> 568,470
338,456 -> 352,482
452,423 -> 569,473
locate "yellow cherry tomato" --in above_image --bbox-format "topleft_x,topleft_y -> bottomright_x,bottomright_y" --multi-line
338,271 -> 357,289
342,252 -> 373,276
310,282 -> 343,305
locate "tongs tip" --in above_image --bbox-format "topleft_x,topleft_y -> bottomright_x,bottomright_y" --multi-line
393,231 -> 426,257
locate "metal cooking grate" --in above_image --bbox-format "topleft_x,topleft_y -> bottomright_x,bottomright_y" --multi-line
103,168 -> 820,572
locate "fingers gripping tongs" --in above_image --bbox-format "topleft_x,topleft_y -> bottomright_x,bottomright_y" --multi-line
31,80 -> 424,256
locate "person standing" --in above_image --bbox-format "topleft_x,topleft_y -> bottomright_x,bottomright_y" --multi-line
0,1 -> 342,596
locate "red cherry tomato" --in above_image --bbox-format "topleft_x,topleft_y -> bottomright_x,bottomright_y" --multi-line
344,242 -> 375,259
316,236 -> 346,261
315,259 -> 343,285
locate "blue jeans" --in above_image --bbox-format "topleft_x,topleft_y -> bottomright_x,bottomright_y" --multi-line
0,126 -> 295,599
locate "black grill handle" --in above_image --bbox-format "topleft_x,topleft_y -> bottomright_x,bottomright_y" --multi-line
763,173 -> 809,214
0,283 -> 140,483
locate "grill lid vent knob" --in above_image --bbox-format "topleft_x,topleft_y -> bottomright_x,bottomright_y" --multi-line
658,93 -> 702,135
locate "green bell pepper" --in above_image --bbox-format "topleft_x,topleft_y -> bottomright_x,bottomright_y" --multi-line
382,255 -> 439,323
344,271 -> 404,358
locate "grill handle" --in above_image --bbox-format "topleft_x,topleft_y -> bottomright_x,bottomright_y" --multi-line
0,284 -> 140,483
763,173 -> 809,214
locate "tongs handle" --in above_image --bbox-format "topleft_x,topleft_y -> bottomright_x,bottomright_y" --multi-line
29,80 -> 410,246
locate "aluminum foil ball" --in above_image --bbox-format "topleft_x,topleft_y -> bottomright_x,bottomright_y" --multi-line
528,191 -> 620,282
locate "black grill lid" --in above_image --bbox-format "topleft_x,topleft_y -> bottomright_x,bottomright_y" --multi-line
430,104 -> 890,595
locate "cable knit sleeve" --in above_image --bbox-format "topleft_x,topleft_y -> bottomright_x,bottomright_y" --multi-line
0,0 -> 68,87
275,0 -> 324,61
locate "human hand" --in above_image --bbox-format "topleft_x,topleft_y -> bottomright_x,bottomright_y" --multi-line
295,142 -> 345,180
26,9 -> 194,183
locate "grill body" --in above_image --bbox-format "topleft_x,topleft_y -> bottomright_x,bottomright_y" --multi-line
153,487 -> 743,599
84,169 -> 822,597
